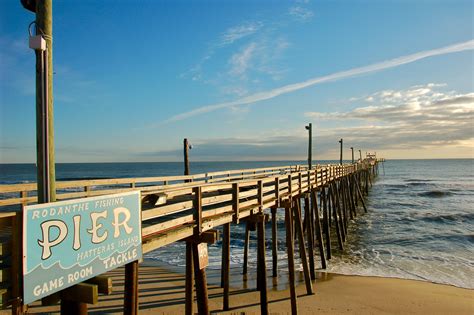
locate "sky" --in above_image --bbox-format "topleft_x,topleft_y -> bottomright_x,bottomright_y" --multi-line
0,0 -> 473,163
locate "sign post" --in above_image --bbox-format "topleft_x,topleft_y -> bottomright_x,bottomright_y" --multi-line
22,191 -> 142,306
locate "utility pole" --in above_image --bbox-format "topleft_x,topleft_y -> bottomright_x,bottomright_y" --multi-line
183,138 -> 194,315
351,147 -> 354,164
305,123 -> 312,169
359,149 -> 362,161
339,138 -> 343,165
22,0 -> 56,203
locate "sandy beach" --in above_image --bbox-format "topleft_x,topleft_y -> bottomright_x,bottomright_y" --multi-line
11,261 -> 473,314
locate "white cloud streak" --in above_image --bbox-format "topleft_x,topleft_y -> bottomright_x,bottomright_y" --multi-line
166,39 -> 474,123
219,22 -> 263,46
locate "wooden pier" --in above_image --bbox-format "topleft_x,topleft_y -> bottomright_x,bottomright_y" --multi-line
0,159 -> 383,314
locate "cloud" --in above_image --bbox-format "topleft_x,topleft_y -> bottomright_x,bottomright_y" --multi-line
289,6 -> 314,21
219,22 -> 263,46
166,39 -> 474,123
305,84 -> 474,150
181,21 -> 264,81
229,42 -> 257,77
147,84 -> 473,160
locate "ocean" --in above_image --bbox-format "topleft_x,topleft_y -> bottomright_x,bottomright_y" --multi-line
1,159 -> 472,289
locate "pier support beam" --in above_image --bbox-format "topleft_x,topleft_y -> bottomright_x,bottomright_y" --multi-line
311,189 -> 327,269
256,214 -> 268,315
124,260 -> 139,315
271,207 -> 278,278
321,187 -> 331,259
294,199 -> 313,295
192,243 -> 210,315
222,223 -> 230,311
284,201 -> 298,314
304,194 -> 316,280
185,242 -> 194,315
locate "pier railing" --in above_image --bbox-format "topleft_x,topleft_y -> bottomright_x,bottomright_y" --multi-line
0,165 -> 307,209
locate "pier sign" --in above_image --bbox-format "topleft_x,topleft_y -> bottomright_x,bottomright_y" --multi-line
22,191 -> 142,304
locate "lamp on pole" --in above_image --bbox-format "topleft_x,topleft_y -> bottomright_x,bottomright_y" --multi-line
351,147 -> 354,164
359,149 -> 362,161
339,138 -> 343,165
305,123 -> 312,169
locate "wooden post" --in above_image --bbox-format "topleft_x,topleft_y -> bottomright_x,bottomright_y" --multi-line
339,139 -> 343,165
355,179 -> 368,213
124,260 -> 139,315
193,187 -> 202,238
311,190 -> 327,269
185,242 -> 194,315
285,202 -> 298,314
257,215 -> 268,315
183,138 -> 190,177
321,188 -> 331,259
304,195 -> 316,280
271,207 -> 278,278
192,243 -> 210,315
232,183 -> 239,223
365,170 -> 369,195
338,181 -> 348,238
243,222 -> 250,276
333,182 -> 346,243
223,223 -> 230,310
306,123 -> 312,169
293,199 -> 313,295
191,186 -> 209,315
330,185 -> 344,250
11,213 -> 24,315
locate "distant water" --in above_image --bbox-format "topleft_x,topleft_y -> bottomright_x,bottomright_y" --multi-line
1,159 -> 473,289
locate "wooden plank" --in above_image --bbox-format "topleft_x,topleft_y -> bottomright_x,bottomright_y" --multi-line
142,200 -> 193,221
141,214 -> 194,237
0,240 -> 11,258
142,225 -> 194,253
84,276 -> 113,295
61,283 -> 99,304
202,204 -> 233,219
0,268 -> 10,283
0,288 -> 11,309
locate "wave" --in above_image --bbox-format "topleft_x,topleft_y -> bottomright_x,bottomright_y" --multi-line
418,212 -> 474,224
418,190 -> 453,197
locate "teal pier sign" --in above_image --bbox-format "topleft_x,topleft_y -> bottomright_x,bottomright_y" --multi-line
22,191 -> 142,304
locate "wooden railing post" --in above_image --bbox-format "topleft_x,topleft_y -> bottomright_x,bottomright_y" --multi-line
232,183 -> 240,223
